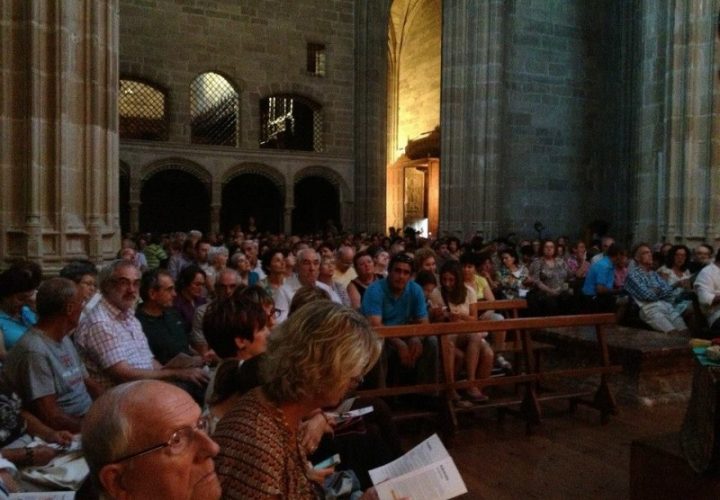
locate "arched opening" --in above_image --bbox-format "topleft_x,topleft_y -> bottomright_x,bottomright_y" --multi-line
140,170 -> 210,233
221,174 -> 282,234
119,168 -> 130,235
190,72 -> 240,146
386,0 -> 441,236
259,95 -> 323,151
292,176 -> 340,235
119,78 -> 168,141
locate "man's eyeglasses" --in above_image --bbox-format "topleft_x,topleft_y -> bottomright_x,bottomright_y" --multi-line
111,416 -> 209,464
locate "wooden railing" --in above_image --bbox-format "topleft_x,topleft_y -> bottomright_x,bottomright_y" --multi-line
357,305 -> 620,434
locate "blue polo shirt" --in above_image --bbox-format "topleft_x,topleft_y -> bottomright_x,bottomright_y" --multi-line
361,278 -> 427,325
582,256 -> 615,297
0,305 -> 37,350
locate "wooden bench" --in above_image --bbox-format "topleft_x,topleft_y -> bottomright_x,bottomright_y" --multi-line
475,299 -> 555,374
357,312 -> 620,434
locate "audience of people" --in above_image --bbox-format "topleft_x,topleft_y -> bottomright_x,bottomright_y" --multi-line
3,226 -> 720,496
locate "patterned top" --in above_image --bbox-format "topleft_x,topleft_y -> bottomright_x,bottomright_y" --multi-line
213,388 -> 318,499
529,258 -> 569,292
498,265 -> 530,299
74,298 -> 154,389
624,266 -> 675,305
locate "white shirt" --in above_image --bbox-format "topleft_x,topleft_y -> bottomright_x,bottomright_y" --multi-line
694,262 -> 720,327
274,275 -> 341,324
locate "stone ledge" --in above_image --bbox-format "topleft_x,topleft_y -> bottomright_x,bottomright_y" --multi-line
533,325 -> 693,404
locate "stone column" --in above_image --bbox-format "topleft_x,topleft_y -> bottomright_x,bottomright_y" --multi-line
440,0 -> 504,239
0,0 -> 119,270
633,0 -> 716,244
353,0 -> 391,233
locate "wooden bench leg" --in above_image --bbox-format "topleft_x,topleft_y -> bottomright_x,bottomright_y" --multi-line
594,325 -> 618,423
439,336 -> 458,432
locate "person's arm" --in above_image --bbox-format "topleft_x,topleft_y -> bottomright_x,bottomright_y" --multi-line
84,377 -> 104,400
694,268 -> 720,307
105,361 -> 209,387
22,410 -> 73,446
347,281 -> 362,310
29,395 -> 82,433
624,270 -> 661,302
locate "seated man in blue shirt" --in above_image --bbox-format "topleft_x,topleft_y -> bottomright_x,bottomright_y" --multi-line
361,253 -> 437,390
581,243 -> 626,312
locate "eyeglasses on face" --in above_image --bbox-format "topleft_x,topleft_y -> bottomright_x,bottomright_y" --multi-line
111,416 -> 210,464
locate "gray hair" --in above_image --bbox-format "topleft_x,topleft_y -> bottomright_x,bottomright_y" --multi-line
36,278 -> 77,319
216,267 -> 239,282
230,251 -> 248,267
81,382 -> 138,481
98,260 -> 138,296
296,247 -> 318,264
209,247 -> 229,265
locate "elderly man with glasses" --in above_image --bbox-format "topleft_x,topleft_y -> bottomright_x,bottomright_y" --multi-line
74,260 -> 209,393
82,380 -> 221,499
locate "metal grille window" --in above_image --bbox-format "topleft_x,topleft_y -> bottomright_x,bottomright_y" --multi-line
307,43 -> 326,76
119,79 -> 167,141
190,72 -> 239,146
259,95 -> 322,152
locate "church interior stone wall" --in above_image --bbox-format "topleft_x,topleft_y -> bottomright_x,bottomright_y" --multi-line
2,0 -> 719,269
500,0 -> 620,239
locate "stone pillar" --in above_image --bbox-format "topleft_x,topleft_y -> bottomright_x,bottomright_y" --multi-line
284,183 -> 294,235
210,181 -> 222,236
128,172 -> 141,234
354,0 -> 391,233
440,0 -> 504,239
0,0 -> 119,270
633,0 -> 716,244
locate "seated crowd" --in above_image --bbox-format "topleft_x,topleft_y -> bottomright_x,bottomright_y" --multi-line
0,226 -> 719,497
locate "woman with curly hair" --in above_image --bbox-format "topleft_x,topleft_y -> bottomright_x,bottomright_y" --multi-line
213,301 -> 381,499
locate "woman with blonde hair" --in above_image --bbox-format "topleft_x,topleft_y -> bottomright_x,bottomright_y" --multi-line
214,301 -> 381,499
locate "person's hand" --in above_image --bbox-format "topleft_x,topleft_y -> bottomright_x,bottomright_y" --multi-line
45,430 -> 74,447
407,337 -> 423,364
429,306 -> 445,322
177,367 -> 210,387
32,446 -> 59,466
677,278 -> 691,290
396,340 -> 413,368
300,413 -> 332,454
202,349 -> 220,365
306,463 -> 335,484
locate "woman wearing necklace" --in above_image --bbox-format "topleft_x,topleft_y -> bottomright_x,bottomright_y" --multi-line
213,301 -> 381,499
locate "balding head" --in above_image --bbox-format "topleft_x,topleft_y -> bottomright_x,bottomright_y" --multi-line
83,381 -> 220,500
